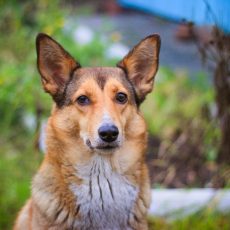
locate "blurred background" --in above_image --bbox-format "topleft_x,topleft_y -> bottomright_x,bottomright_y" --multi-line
0,0 -> 230,229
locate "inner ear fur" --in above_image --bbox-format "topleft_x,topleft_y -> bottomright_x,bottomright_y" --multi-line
117,34 -> 160,103
36,33 -> 80,101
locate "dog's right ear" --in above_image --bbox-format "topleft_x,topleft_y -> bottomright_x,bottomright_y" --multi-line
117,34 -> 160,104
36,33 -> 80,99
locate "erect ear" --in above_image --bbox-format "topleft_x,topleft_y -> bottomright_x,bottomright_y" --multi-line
36,33 -> 80,102
117,34 -> 160,103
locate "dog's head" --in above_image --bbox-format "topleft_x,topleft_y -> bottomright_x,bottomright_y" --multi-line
36,33 -> 160,155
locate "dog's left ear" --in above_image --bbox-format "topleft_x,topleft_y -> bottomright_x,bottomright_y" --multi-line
117,34 -> 160,103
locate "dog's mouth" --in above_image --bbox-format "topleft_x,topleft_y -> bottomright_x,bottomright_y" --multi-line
96,145 -> 117,150
86,139 -> 119,151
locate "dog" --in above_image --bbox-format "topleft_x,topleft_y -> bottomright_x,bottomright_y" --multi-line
14,32 -> 160,230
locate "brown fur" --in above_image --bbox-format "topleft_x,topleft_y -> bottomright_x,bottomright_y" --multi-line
14,33 -> 160,230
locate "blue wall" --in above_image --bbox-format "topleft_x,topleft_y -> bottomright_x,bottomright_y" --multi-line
118,0 -> 230,33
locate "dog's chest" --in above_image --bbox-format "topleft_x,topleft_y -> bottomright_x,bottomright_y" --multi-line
70,156 -> 138,230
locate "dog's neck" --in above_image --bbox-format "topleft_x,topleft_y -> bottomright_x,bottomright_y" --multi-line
69,155 -> 138,229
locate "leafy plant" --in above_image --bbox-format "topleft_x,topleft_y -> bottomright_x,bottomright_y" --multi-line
141,67 -> 220,161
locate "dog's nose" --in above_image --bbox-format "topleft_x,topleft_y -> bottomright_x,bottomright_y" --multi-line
98,125 -> 119,142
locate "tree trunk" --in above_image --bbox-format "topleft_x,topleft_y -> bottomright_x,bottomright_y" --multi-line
215,60 -> 230,163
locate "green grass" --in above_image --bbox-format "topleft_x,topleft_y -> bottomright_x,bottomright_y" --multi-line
148,211 -> 230,230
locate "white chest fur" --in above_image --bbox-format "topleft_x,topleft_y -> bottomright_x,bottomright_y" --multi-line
70,155 -> 138,230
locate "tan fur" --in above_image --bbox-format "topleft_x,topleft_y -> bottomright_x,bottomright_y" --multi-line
14,33 -> 160,230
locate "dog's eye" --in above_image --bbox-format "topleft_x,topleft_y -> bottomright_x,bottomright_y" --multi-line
115,92 -> 127,104
76,95 -> 90,105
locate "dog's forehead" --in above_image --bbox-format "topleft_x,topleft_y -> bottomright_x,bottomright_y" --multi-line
70,67 -> 131,91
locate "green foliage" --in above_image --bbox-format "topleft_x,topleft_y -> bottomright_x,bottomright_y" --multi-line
142,67 -> 212,136
0,0 -> 60,129
0,133 -> 42,229
141,67 -> 220,161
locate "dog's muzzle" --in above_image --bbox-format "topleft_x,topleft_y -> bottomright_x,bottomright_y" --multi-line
86,124 -> 120,151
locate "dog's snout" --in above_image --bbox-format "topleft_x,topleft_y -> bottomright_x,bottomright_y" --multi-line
98,125 -> 119,143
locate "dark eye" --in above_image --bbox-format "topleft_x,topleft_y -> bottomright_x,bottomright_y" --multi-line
76,95 -> 90,105
115,92 -> 128,104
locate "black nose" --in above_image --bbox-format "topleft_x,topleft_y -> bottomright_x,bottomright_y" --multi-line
98,125 -> 119,143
